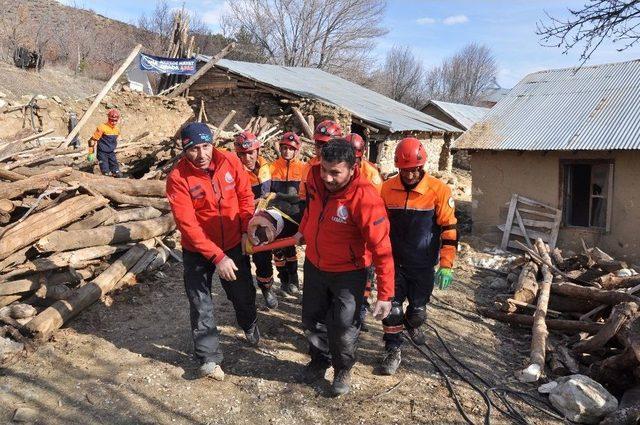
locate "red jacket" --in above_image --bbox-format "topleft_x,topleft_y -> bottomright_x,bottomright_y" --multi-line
166,149 -> 255,264
299,164 -> 395,301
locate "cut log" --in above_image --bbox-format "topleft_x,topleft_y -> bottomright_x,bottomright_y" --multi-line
573,302 -> 640,353
114,245 -> 161,290
0,245 -> 129,280
86,186 -> 169,210
25,240 -> 155,339
518,239 -> 553,382
291,107 -> 314,139
0,168 -> 72,199
145,244 -> 170,272
35,215 -> 176,253
513,259 -> 539,304
0,199 -> 16,213
0,268 -> 82,296
0,168 -> 26,182
598,274 -> 640,290
215,110 -> 236,135
548,295 -> 600,313
103,207 -> 162,225
66,207 -> 115,231
0,194 -> 109,260
479,307 -> 604,334
169,42 -> 235,98
0,247 -> 29,274
551,282 -> 640,305
0,295 -> 21,308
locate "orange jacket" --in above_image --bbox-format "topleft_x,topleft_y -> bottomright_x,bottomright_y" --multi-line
166,149 -> 255,264
381,173 -> 457,269
360,159 -> 382,193
269,157 -> 306,195
299,164 -> 395,301
243,156 -> 271,199
91,122 -> 120,152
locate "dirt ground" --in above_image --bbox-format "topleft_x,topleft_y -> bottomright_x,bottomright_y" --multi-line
0,233 -> 563,425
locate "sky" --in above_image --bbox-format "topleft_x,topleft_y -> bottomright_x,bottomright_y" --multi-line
59,0 -> 640,88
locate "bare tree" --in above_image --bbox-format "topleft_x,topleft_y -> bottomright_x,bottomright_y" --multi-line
537,1 -> 640,63
221,0 -> 387,74
424,43 -> 497,105
137,0 -> 174,54
373,45 -> 427,108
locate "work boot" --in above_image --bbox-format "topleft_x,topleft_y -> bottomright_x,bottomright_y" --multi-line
114,171 -> 124,178
407,327 -> 426,345
244,322 -> 260,346
379,347 -> 401,376
282,262 -> 299,295
301,359 -> 329,384
331,368 -> 352,397
259,281 -> 278,309
199,361 -> 225,381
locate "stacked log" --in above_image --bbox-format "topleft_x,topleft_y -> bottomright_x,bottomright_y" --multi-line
484,239 -> 640,396
0,164 -> 177,352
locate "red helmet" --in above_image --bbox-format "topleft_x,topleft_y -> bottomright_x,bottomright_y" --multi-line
345,133 -> 365,158
107,109 -> 120,120
280,132 -> 301,150
314,120 -> 343,144
234,131 -> 260,152
394,137 -> 427,169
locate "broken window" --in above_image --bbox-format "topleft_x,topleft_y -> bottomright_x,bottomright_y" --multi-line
562,161 -> 613,230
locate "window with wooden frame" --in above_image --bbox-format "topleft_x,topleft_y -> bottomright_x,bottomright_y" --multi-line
560,160 -> 614,231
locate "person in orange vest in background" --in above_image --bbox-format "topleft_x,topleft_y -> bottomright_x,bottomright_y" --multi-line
345,132 -> 384,332
234,130 -> 278,310
300,120 -> 344,200
166,122 -> 258,381
296,139 -> 394,397
269,131 -> 306,295
378,137 -> 457,375
345,133 -> 382,193
88,109 -> 123,177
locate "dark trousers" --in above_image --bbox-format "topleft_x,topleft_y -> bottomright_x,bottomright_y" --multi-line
302,259 -> 366,371
183,245 -> 257,365
274,246 -> 298,285
252,250 -> 273,287
383,265 -> 435,349
97,149 -> 120,174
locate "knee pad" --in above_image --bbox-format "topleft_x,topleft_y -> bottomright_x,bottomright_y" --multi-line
382,302 -> 404,327
405,306 -> 427,329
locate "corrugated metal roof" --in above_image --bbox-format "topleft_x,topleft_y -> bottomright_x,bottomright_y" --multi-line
196,56 -> 461,133
425,100 -> 490,130
454,59 -> 640,150
478,87 -> 510,103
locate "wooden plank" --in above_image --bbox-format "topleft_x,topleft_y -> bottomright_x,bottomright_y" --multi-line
549,208 -> 563,250
169,43 -> 235,98
506,206 -> 556,219
518,217 -> 556,229
291,107 -> 314,139
64,45 -> 142,146
515,195 -> 557,211
500,194 -> 518,250
497,224 -> 550,242
514,208 -> 533,248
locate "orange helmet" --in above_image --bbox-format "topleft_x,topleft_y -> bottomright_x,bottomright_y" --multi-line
394,137 -> 427,169
345,133 -> 365,158
234,131 -> 260,152
314,120 -> 343,144
280,132 -> 301,150
107,109 -> 120,120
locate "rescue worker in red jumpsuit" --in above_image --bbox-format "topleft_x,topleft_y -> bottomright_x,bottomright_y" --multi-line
166,123 -> 259,381
296,139 -> 394,396
378,137 -> 457,375
269,131 -> 306,295
88,109 -> 122,177
234,130 -> 278,310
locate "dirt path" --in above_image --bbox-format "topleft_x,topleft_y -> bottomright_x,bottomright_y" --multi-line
0,241 -> 562,424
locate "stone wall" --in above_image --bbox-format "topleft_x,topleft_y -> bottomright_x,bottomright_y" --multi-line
376,134 -> 446,175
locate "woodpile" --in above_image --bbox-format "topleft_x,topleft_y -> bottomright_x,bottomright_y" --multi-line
483,237 -> 640,398
0,161 -> 178,363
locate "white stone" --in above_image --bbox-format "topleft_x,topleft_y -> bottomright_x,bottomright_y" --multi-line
12,407 -> 38,423
34,94 -> 47,100
0,337 -> 24,365
616,268 -> 633,277
0,99 -> 6,109
548,374 -> 618,424
0,91 -> 6,98
516,363 -> 541,383
538,381 -> 558,394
